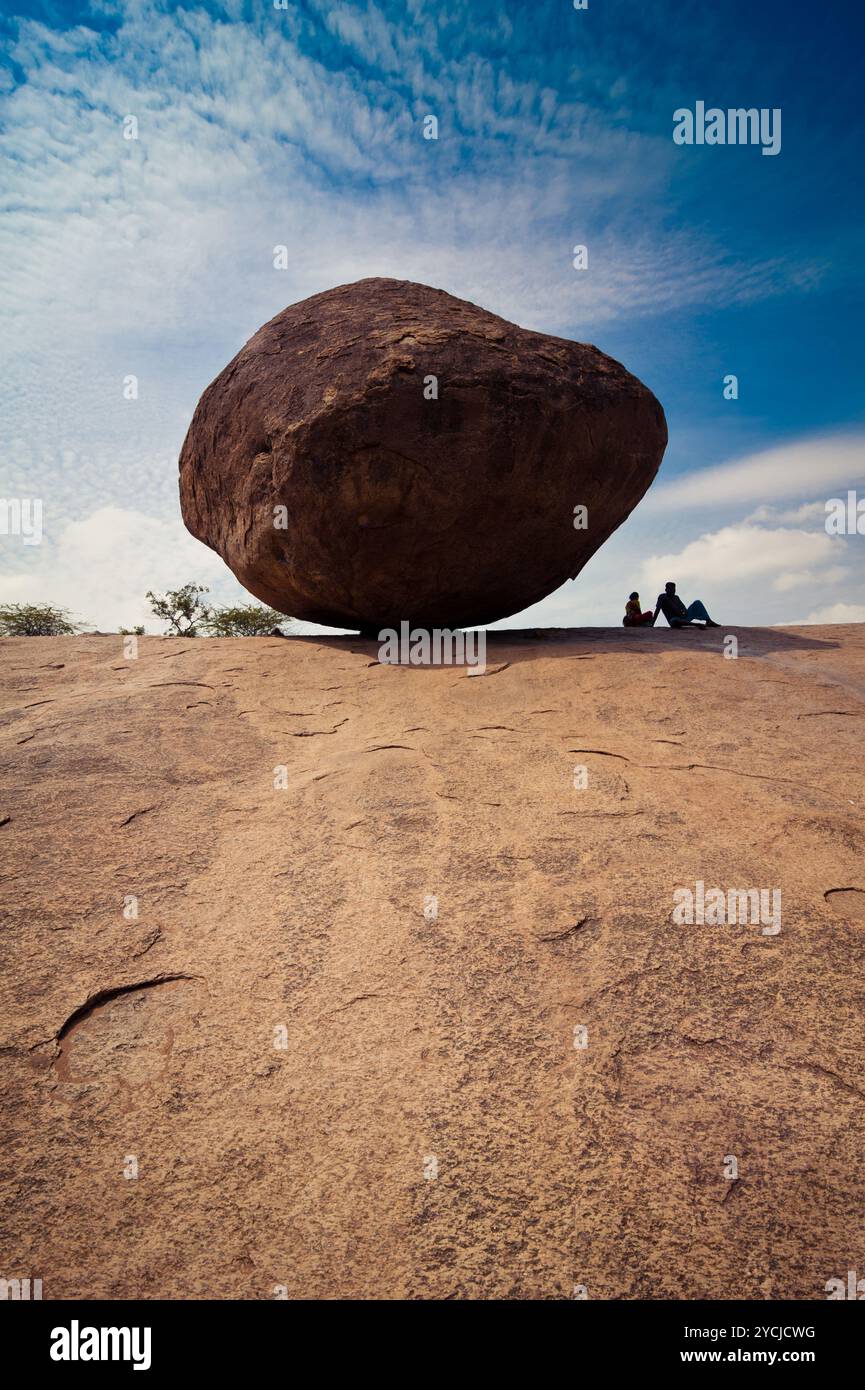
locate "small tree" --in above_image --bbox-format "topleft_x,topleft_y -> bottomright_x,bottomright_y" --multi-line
0,603 -> 80,636
204,604 -> 291,637
146,584 -> 210,636
119,625 -> 145,636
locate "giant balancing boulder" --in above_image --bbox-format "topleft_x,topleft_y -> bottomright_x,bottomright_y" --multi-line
179,278 -> 667,631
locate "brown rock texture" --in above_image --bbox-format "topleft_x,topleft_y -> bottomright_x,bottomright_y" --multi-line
2,623 -> 865,1299
179,278 -> 667,630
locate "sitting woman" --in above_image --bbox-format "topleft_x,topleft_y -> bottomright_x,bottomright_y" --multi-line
623,591 -> 655,627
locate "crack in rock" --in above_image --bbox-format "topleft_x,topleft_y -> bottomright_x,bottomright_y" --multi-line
536,917 -> 591,943
118,805 -> 157,827
55,974 -> 197,1043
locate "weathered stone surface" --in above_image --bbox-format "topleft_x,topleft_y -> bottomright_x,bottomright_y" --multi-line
2,624 -> 865,1298
179,278 -> 667,629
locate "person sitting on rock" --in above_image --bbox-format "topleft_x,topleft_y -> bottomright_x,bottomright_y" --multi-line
654,581 -> 719,628
623,591 -> 655,627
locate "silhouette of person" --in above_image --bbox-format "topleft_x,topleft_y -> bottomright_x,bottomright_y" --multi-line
654,581 -> 719,628
623,591 -> 655,626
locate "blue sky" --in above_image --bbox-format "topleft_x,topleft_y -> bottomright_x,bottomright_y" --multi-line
1,0 -> 864,630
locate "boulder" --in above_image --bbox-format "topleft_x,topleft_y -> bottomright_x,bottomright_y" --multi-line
179,278 -> 667,630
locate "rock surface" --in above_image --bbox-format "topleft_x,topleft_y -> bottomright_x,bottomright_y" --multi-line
179,279 -> 667,630
2,623 -> 865,1298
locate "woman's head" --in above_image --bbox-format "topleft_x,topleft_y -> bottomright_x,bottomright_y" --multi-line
629,591 -> 639,601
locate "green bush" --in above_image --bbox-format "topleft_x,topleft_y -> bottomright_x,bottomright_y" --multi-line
0,603 -> 80,636
204,604 -> 291,637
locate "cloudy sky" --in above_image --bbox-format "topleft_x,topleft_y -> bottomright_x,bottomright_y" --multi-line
1,0 -> 863,632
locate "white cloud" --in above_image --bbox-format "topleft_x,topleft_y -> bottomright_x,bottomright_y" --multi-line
746,500 -> 829,526
645,434 -> 865,513
0,0 -> 826,363
0,504 -> 348,634
552,514 -> 859,628
637,523 -> 842,590
0,507 -> 242,632
787,603 -> 865,626
771,566 -> 847,593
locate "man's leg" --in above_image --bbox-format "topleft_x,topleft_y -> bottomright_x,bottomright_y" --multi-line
685,600 -> 713,624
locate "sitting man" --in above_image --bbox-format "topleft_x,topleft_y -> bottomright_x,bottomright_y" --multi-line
653,580 -> 719,629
